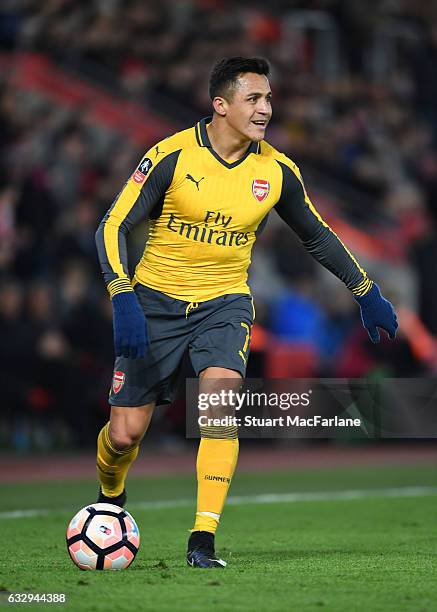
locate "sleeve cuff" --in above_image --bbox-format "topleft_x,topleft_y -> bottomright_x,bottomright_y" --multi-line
351,278 -> 373,297
107,278 -> 134,299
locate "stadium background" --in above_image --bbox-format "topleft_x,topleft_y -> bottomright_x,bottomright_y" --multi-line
1,1 -> 437,451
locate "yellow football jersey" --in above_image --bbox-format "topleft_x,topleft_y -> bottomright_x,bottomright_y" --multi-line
96,118 -> 371,302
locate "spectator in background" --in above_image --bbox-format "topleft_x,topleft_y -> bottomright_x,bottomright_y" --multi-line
0,279 -> 29,428
267,226 -> 325,348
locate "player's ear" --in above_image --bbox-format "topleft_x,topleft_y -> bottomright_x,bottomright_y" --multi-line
212,96 -> 227,117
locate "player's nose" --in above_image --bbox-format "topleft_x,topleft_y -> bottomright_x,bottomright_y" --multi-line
255,101 -> 271,117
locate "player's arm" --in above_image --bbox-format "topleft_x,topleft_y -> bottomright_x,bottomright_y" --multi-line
274,160 -> 398,343
95,149 -> 180,357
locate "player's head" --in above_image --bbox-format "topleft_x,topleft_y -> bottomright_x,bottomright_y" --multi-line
209,57 -> 272,142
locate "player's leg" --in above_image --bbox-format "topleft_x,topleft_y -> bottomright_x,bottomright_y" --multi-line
187,366 -> 241,568
97,403 -> 155,505
193,367 -> 241,535
187,293 -> 253,567
96,284 -> 197,507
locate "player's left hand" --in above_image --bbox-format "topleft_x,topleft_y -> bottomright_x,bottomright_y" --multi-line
355,283 -> 398,343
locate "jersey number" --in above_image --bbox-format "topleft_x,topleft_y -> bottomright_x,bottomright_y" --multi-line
238,322 -> 251,365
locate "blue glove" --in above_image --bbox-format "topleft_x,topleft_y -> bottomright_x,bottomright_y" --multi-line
112,292 -> 148,358
355,283 -> 398,343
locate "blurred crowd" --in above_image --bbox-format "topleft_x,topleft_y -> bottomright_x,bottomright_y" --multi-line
1,0 -> 437,449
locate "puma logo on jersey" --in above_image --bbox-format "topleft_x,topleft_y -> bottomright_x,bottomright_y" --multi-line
186,174 -> 205,191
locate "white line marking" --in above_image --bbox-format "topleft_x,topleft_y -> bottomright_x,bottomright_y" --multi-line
1,486 -> 436,520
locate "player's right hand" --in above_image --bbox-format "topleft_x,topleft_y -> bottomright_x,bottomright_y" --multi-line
111,292 -> 148,358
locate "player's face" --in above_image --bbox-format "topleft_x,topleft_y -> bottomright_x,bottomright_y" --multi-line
225,73 -> 272,142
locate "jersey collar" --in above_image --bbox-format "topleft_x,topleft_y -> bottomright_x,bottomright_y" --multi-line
195,117 -> 260,169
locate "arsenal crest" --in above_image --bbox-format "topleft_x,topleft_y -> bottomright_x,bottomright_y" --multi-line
252,179 -> 270,202
112,371 -> 125,394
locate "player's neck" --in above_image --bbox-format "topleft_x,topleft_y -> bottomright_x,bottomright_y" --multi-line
207,117 -> 252,163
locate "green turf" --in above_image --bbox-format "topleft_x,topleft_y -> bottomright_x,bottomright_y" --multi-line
1,465 -> 436,611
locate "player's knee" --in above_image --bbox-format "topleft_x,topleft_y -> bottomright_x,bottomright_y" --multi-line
108,404 -> 154,450
199,374 -> 243,403
108,426 -> 144,451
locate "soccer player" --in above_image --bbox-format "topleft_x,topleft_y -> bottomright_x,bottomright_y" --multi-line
95,57 -> 398,568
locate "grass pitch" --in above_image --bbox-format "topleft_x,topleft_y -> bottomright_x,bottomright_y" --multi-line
0,462 -> 436,611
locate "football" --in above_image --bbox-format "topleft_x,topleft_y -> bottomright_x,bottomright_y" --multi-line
66,503 -> 140,570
